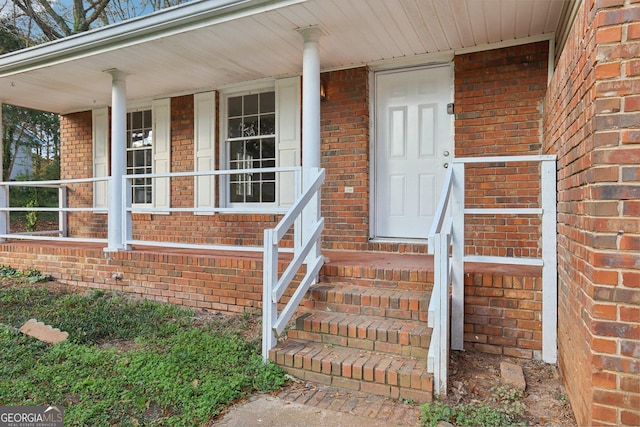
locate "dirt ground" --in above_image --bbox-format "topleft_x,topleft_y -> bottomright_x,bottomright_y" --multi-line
444,349 -> 577,426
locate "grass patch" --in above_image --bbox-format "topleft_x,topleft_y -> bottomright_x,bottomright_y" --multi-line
0,285 -> 286,426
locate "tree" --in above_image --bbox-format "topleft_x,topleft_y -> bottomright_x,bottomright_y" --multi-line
2,104 -> 59,182
9,0 -> 111,40
0,19 -> 25,53
1,0 -> 191,44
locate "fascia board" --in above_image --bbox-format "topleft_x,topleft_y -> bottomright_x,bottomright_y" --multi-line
0,0 -> 305,77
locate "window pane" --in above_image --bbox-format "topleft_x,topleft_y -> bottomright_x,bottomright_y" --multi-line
243,116 -> 258,137
246,139 -> 260,158
260,114 -> 275,136
263,139 -> 276,159
244,94 -> 258,115
131,111 -> 142,130
143,110 -> 152,128
260,92 -> 275,114
228,118 -> 242,138
263,182 -> 276,203
228,96 -> 242,117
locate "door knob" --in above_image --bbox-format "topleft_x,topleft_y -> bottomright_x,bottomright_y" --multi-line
444,163 -> 449,168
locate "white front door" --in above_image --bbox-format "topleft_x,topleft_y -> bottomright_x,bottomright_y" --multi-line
374,65 -> 453,240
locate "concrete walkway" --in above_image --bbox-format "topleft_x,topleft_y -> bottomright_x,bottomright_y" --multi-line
216,382 -> 421,426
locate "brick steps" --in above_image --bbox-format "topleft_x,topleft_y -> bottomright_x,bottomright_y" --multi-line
304,284 -> 430,322
320,252 -> 433,292
271,279 -> 434,402
288,311 -> 430,358
270,340 -> 433,403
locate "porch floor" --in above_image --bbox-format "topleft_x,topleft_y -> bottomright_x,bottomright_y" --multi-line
0,239 -> 541,279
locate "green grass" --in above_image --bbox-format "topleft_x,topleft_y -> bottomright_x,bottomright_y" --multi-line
0,284 -> 286,426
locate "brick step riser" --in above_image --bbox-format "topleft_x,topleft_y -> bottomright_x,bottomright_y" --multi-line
287,312 -> 430,357
306,284 -> 430,319
320,275 -> 433,292
301,297 -> 429,322
270,342 -> 433,403
287,329 -> 428,359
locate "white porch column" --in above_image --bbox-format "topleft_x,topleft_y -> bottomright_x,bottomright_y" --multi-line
299,27 -> 323,261
0,101 -> 7,239
300,27 -> 322,174
105,69 -> 127,252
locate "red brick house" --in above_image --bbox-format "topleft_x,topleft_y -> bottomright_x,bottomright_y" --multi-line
0,0 -> 637,425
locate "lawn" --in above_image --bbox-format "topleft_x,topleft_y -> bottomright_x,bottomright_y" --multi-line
0,271 -> 286,426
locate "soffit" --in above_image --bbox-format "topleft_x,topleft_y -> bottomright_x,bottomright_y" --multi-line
0,0 -> 567,114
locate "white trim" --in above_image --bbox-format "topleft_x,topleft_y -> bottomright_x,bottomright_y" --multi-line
0,101 -> 6,239
454,155 -> 556,163
548,38 -> 555,85
541,160 -> 558,364
367,34 -> 554,72
465,208 -> 543,215
368,69 -> 376,240
464,255 -> 544,266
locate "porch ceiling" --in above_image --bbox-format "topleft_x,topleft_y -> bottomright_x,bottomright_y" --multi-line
0,0 -> 567,114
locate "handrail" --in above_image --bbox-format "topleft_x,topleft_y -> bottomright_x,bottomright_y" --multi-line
426,165 -> 454,395
426,154 -> 558,396
427,166 -> 453,245
262,167 -> 325,361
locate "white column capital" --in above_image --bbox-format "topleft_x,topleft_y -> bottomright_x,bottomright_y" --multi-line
297,26 -> 324,43
104,68 -> 128,82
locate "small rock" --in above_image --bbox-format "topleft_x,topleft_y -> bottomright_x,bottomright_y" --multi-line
500,361 -> 526,391
19,319 -> 68,344
436,421 -> 456,427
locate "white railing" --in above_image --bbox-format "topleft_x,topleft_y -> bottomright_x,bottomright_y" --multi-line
121,167 -> 302,252
426,155 -> 557,396
426,167 -> 455,396
262,167 -> 325,361
0,177 -> 109,243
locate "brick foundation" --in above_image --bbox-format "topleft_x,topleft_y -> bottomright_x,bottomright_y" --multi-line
0,242 -> 301,314
463,266 -> 543,359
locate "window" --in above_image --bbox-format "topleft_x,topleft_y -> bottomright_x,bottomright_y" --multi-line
226,91 -> 276,204
126,110 -> 153,204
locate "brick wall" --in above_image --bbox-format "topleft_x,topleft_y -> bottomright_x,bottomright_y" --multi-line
60,111 -> 107,238
544,0 -> 640,425
454,42 -> 549,258
320,68 -> 371,251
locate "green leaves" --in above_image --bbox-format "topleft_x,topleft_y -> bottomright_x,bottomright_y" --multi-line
0,287 -> 286,426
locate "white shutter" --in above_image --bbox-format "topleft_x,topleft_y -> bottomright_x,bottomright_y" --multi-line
276,76 -> 301,207
152,98 -> 171,209
194,91 -> 217,213
92,107 -> 109,210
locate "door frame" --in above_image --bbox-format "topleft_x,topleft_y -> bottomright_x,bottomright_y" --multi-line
369,63 -> 455,242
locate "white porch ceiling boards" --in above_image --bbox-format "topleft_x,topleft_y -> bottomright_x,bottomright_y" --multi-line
0,0 -> 568,114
